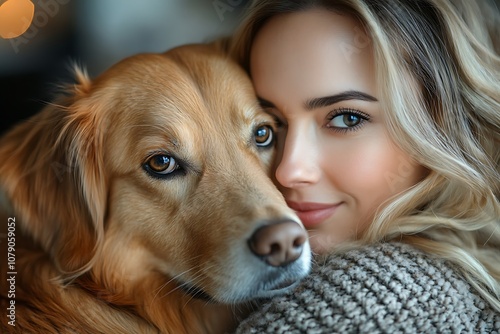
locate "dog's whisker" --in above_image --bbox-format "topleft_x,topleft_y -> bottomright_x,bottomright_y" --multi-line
167,263 -> 220,309
156,263 -> 215,301
178,267 -> 219,309
152,254 -> 205,297
152,266 -> 200,303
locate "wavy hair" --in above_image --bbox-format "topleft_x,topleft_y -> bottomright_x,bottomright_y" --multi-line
230,0 -> 500,310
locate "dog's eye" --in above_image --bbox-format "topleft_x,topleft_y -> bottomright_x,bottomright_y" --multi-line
254,125 -> 274,147
145,154 -> 179,175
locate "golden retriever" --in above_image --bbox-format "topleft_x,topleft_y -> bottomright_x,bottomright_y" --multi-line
0,43 -> 311,334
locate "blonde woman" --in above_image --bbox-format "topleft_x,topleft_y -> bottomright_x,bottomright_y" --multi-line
229,0 -> 500,332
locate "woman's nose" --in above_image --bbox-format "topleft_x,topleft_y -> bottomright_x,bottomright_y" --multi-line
275,128 -> 321,188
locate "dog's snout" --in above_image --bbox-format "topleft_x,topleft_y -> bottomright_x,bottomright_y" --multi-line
248,220 -> 307,267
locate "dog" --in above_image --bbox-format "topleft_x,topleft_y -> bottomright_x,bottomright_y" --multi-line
0,43 -> 311,333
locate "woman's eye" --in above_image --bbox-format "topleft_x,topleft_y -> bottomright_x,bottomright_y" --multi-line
327,109 -> 369,130
254,125 -> 274,147
330,114 -> 361,128
145,154 -> 179,175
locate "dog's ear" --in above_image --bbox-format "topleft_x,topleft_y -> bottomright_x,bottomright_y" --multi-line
0,67 -> 106,279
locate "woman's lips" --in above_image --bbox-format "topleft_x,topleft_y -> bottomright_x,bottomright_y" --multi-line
286,200 -> 342,229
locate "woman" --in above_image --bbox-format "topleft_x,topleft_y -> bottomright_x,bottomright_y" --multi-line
229,0 -> 500,332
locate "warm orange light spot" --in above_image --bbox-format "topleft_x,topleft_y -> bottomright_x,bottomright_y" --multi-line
0,0 -> 35,39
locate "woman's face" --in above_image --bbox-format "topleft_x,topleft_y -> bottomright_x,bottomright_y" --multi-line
250,9 -> 427,254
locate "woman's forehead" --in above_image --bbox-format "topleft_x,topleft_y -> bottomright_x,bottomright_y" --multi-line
250,8 -> 377,109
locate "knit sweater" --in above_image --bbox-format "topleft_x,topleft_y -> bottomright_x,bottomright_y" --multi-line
235,242 -> 500,333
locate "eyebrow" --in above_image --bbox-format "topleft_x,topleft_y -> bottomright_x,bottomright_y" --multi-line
305,90 -> 378,110
258,90 -> 378,110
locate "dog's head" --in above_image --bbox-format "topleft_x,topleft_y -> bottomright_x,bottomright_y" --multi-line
0,44 -> 310,304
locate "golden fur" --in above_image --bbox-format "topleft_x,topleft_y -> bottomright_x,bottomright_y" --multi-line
0,44 -> 310,333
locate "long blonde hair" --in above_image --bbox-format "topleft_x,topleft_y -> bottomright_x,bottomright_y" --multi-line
230,0 -> 500,310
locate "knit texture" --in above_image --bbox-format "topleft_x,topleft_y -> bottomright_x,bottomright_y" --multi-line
236,242 -> 500,333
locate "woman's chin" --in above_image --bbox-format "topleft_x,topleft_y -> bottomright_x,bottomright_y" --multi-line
308,232 -> 353,255
308,235 -> 335,255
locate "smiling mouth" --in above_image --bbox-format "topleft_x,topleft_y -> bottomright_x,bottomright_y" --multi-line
286,201 -> 343,229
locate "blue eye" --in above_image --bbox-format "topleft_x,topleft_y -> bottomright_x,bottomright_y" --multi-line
254,125 -> 274,147
327,108 -> 369,131
330,114 -> 361,128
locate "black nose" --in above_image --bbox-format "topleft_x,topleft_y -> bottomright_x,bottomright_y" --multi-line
248,220 -> 307,267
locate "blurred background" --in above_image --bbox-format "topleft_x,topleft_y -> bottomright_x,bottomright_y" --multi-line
0,0 -> 247,135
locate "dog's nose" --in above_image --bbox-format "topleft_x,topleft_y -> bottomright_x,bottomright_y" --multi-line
248,220 -> 307,267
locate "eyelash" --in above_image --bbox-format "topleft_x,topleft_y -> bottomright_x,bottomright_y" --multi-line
326,108 -> 370,133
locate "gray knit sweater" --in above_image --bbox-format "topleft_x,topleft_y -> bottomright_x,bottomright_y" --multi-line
236,242 -> 500,333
